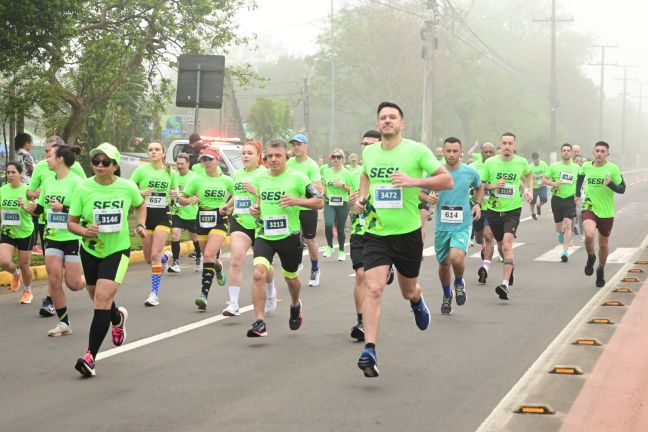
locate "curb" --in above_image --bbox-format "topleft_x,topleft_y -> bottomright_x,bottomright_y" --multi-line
0,237 -> 230,286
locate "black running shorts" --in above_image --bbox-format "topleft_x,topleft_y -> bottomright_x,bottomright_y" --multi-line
551,195 -> 576,223
486,208 -> 522,242
350,234 -> 365,271
80,248 -> 130,286
229,217 -> 256,244
145,207 -> 172,231
363,229 -> 423,278
1,232 -> 35,252
253,233 -> 303,274
172,214 -> 197,233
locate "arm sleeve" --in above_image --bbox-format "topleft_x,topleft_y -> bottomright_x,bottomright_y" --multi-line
305,183 -> 323,199
34,203 -> 45,215
575,174 -> 585,197
607,175 -> 626,194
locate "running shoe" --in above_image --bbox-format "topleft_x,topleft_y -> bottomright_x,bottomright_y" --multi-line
48,321 -> 72,337
168,260 -> 181,273
478,266 -> 488,284
350,322 -> 365,341
265,296 -> 277,315
454,280 -> 467,305
289,300 -> 303,330
558,232 -> 564,244
111,306 -> 128,346
195,294 -> 208,311
222,301 -> 240,316
10,269 -> 21,292
585,254 -> 596,276
74,351 -> 96,377
386,265 -> 395,285
411,296 -> 430,330
188,251 -> 197,259
19,291 -> 33,304
495,284 -> 510,300
162,250 -> 172,269
537,204 -> 542,215
32,245 -> 43,255
308,270 -> 320,287
39,297 -> 55,317
357,346 -> 379,378
509,269 -> 514,287
194,256 -> 202,272
144,292 -> 159,307
441,296 -> 453,315
247,319 -> 267,337
561,251 -> 569,263
596,267 -> 605,288
216,270 -> 227,286
323,246 -> 333,258
337,251 -> 346,261
531,213 -> 537,220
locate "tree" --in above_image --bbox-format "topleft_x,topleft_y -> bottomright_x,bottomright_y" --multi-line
246,98 -> 294,143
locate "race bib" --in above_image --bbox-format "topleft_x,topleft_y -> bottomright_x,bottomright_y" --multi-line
494,185 -> 515,199
263,215 -> 289,236
374,184 -> 403,208
1,210 -> 21,226
560,172 -> 574,184
145,192 -> 167,208
93,208 -> 122,233
329,196 -> 343,207
358,213 -> 366,226
47,211 -> 68,230
233,197 -> 252,215
198,210 -> 218,228
440,205 -> 463,224
534,174 -> 544,183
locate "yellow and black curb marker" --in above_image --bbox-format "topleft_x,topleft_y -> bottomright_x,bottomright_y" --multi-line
573,338 -> 602,346
514,405 -> 555,415
602,300 -> 625,306
549,365 -> 583,375
589,318 -> 615,324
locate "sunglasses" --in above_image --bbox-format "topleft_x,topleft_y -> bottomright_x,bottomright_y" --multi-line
331,155 -> 343,160
361,142 -> 372,146
91,159 -> 113,167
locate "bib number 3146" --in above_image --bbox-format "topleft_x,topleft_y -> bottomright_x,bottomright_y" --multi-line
93,208 -> 122,233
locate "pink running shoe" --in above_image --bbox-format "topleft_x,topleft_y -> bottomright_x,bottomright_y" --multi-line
111,306 -> 128,346
75,351 -> 96,377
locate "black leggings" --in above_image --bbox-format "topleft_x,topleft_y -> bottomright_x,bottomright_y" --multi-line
324,202 -> 349,250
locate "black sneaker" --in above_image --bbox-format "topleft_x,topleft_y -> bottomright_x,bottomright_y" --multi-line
585,254 -> 596,276
289,300 -> 303,330
454,280 -> 467,305
441,296 -> 453,315
39,297 -> 55,317
508,269 -> 514,287
386,265 -> 395,285
561,252 -> 569,263
495,284 -> 510,300
478,266 -> 488,284
350,322 -> 365,341
531,213 -> 537,220
247,319 -> 267,337
596,267 -> 605,288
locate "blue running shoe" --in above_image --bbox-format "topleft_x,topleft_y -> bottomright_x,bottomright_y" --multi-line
357,347 -> 379,378
558,232 -> 564,244
411,296 -> 430,330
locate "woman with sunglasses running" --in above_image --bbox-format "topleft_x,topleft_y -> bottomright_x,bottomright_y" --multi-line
0,162 -> 34,303
179,146 -> 232,311
68,143 -> 147,377
221,141 -> 276,316
322,148 -> 353,261
31,145 -> 87,337
130,141 -> 178,307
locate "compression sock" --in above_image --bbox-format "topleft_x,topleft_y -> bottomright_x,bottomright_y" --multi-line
201,262 -> 216,297
56,307 -> 70,325
151,263 -> 163,295
171,241 -> 181,261
442,284 -> 452,298
88,309 -> 111,358
311,260 -> 319,272
193,241 -> 201,258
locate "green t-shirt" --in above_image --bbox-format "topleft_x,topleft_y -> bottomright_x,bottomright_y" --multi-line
348,165 -> 363,179
545,160 -> 581,198
0,183 -> 34,239
471,153 -> 483,163
184,173 -> 233,210
529,160 -> 549,188
174,170 -> 199,220
68,177 -> 143,258
470,159 -> 488,210
349,164 -> 369,236
130,163 -> 178,209
288,156 -> 321,212
39,171 -> 82,242
319,164 -> 331,178
482,155 -> 531,212
323,168 -> 352,204
30,160 -> 87,191
253,168 -> 312,241
579,161 -> 623,218
362,138 -> 442,236
232,165 -> 267,230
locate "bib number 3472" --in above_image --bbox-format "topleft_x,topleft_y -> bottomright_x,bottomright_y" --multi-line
374,185 -> 403,208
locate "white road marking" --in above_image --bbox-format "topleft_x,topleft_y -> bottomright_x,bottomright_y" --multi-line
534,245 -> 581,262
606,247 -> 640,264
470,242 -> 525,259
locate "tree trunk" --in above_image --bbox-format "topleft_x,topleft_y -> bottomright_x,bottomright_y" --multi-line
62,104 -> 91,147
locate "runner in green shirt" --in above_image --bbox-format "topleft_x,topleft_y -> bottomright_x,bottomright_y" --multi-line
528,152 -> 549,220
0,162 -> 34,304
68,142 -> 147,377
322,148 -> 353,261
347,153 -> 362,178
245,139 -> 323,338
130,141 -> 179,307
481,132 -> 533,301
221,140 -> 275,317
354,102 -> 453,378
543,143 -> 582,262
168,152 -> 202,273
180,146 -> 233,311
32,145 -> 87,337
287,133 -> 323,287
575,141 -> 626,287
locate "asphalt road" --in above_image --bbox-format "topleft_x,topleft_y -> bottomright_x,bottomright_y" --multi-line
1,170 -> 646,432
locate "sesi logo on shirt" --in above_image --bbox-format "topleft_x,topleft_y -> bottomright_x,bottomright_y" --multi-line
1,199 -> 20,207
147,180 -> 169,189
496,172 -> 518,181
93,200 -> 125,209
260,191 -> 285,201
45,194 -> 66,203
368,166 -> 399,179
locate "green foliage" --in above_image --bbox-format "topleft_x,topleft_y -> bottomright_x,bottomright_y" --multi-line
246,98 -> 294,143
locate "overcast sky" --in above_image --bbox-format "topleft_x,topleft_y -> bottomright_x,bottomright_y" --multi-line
234,0 -> 648,99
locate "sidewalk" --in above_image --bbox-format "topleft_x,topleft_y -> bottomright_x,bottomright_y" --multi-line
561,277 -> 648,431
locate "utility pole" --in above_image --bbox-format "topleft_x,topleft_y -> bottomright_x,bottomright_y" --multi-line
302,76 -> 310,135
635,83 -> 647,167
589,45 -> 618,138
421,0 -> 439,148
329,0 -> 335,151
615,65 -> 636,167
534,0 -> 573,149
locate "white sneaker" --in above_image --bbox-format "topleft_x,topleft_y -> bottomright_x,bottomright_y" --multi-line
222,301 -> 240,316
265,296 -> 277,315
144,292 -> 159,307
168,261 -> 181,273
308,269 -> 320,287
48,321 -> 72,337
163,251 -> 173,271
